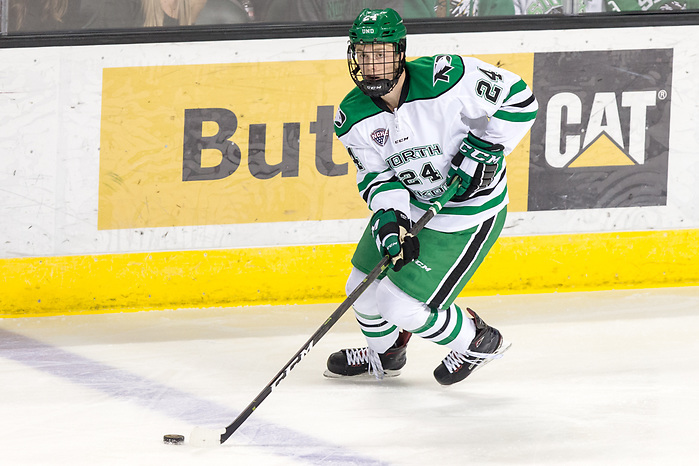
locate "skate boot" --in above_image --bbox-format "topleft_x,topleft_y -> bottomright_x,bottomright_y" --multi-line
433,308 -> 509,386
324,331 -> 411,378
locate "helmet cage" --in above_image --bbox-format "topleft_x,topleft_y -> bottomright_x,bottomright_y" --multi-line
347,39 -> 406,98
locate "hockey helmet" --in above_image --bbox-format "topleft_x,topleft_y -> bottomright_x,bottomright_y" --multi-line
347,8 -> 407,97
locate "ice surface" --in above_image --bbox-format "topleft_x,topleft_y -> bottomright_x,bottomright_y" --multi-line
1,287 -> 697,465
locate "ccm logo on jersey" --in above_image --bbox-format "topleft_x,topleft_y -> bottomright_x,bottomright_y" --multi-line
433,55 -> 454,86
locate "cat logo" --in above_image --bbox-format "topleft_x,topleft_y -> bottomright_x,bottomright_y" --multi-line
528,49 -> 672,211
545,90 -> 659,168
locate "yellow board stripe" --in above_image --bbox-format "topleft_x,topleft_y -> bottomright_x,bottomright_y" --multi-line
1,229 -> 698,318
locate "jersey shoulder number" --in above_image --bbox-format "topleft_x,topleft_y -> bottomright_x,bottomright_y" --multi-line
475,66 -> 504,104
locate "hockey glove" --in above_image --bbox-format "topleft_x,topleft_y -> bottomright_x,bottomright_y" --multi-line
370,209 -> 419,272
448,133 -> 504,198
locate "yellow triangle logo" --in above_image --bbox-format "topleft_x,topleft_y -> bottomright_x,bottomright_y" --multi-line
569,133 -> 635,168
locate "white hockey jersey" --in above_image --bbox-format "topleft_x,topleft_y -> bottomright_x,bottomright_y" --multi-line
334,54 -> 537,233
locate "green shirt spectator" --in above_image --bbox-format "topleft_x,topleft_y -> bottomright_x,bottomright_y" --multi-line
513,0 -> 604,14
605,0 -> 699,10
438,0 -> 515,16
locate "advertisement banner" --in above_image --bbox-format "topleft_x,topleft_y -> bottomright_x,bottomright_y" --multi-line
98,48 -> 675,228
528,49 -> 672,211
98,53 -> 534,230
99,60 -> 360,230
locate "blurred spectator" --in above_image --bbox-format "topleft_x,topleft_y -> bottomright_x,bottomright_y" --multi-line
195,0 -> 250,24
8,0 -> 82,32
78,0 -> 248,29
513,0 -> 604,14
246,0 -> 270,20
262,0 -> 436,22
141,0 -> 197,26
143,0 -> 249,26
436,0 -> 515,16
78,0 -> 140,29
605,0 -> 698,10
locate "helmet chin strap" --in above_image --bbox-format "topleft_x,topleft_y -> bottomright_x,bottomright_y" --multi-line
358,77 -> 398,98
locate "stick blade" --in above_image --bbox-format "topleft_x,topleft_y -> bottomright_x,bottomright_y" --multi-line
190,426 -> 225,447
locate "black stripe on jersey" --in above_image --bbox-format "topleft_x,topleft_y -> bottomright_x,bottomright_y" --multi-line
361,175 -> 400,203
428,215 -> 496,309
421,306 -> 452,340
504,94 -> 536,108
356,318 -> 392,329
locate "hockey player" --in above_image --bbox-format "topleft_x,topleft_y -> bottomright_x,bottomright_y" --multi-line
326,8 -> 537,385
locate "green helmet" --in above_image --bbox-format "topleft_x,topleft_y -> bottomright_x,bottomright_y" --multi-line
349,8 -> 407,45
347,9 -> 407,98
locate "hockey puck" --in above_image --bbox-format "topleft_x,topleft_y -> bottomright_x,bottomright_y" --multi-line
163,434 -> 185,445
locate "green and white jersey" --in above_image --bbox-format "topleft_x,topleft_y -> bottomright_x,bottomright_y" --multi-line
334,55 -> 537,233
514,0 -> 604,14
605,0 -> 699,10
445,0 -> 516,16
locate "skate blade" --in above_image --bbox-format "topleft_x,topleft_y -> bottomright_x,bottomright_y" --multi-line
323,369 -> 402,379
471,340 -> 512,373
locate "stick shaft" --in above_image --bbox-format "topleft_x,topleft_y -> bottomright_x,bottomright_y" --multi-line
219,180 -> 459,444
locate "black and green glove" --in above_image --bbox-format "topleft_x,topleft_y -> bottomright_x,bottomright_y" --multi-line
448,133 -> 504,198
370,208 -> 419,272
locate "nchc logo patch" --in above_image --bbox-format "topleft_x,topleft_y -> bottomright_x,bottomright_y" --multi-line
528,49 -> 672,210
371,128 -> 389,147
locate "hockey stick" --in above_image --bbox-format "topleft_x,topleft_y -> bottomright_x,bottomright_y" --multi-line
189,179 -> 460,446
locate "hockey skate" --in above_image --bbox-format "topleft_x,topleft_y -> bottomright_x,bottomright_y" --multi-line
433,308 -> 511,386
324,331 -> 411,379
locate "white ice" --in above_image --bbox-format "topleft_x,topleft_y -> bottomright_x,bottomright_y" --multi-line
1,287 -> 698,465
